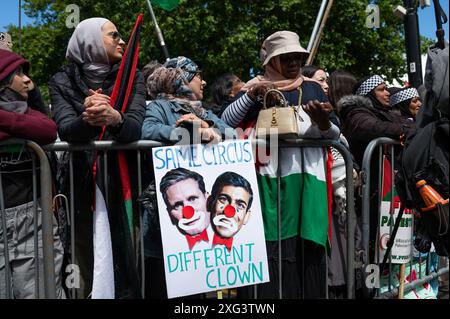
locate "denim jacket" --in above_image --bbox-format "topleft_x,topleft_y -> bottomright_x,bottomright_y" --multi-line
141,99 -> 233,143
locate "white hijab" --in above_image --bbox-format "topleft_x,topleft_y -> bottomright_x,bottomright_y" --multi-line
66,18 -> 112,85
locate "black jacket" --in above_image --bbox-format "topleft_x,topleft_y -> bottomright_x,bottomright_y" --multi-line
48,62 -> 145,298
338,95 -> 415,167
49,62 -> 146,143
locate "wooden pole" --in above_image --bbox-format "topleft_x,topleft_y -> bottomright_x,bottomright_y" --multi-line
398,264 -> 406,299
306,0 -> 334,66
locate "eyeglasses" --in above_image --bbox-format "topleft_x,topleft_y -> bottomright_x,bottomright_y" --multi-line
189,71 -> 203,81
107,31 -> 123,41
194,72 -> 203,81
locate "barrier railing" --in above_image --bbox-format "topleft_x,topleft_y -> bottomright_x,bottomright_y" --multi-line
361,137 -> 449,299
43,140 -> 162,299
0,138 -> 56,299
278,139 -> 356,299
2,138 -> 356,299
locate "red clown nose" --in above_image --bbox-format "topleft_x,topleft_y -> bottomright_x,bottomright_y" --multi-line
182,206 -> 195,219
224,205 -> 236,218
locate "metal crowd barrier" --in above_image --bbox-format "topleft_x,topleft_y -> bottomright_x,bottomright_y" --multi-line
276,139 -> 356,299
1,138 -> 356,299
0,138 -> 56,299
361,137 -> 449,299
43,140 -> 162,299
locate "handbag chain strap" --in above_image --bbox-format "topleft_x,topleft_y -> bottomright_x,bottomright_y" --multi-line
295,87 -> 304,122
262,89 -> 288,109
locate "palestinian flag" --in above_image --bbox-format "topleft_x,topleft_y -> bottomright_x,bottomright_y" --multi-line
381,156 -> 400,207
257,146 -> 330,247
91,14 -> 144,299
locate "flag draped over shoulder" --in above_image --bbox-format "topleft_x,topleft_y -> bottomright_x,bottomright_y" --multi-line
239,118 -> 330,247
152,0 -> 180,11
257,146 -> 329,247
91,14 -> 144,299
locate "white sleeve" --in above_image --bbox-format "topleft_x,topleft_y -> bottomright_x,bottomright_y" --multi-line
297,106 -> 340,140
220,93 -> 255,128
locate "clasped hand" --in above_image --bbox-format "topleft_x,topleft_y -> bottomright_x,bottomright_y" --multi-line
82,89 -> 122,127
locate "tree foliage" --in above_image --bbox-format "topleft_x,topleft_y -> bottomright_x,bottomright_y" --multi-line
7,0 -> 422,102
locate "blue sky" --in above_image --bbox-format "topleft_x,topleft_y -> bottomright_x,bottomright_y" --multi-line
1,0 -> 449,40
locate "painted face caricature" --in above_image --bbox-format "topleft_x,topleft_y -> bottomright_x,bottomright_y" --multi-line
212,204 -> 239,235
177,205 -> 208,235
161,168 -> 211,250
208,172 -> 253,250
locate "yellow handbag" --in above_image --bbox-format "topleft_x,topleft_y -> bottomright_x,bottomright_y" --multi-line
255,88 -> 302,139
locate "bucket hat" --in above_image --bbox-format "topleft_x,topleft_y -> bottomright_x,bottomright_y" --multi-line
263,31 -> 309,66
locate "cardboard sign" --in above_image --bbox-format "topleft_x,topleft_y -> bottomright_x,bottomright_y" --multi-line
152,140 -> 269,298
378,203 -> 413,264
378,157 -> 413,264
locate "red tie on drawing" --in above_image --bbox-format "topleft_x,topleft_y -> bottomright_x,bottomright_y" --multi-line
185,229 -> 209,250
212,234 -> 234,251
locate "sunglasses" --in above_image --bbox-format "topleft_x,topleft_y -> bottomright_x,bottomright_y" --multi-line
107,31 -> 123,41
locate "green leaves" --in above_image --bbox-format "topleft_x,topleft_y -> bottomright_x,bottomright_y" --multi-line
12,0 -> 412,103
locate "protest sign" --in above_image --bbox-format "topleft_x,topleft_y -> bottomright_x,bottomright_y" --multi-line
378,157 -> 413,264
152,140 -> 269,298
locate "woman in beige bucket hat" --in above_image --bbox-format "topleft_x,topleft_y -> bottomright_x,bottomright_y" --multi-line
221,31 -> 341,299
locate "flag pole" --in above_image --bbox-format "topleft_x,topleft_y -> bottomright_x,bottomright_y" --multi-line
306,0 -> 333,66
146,0 -> 170,61
307,0 -> 327,53
18,0 -> 22,54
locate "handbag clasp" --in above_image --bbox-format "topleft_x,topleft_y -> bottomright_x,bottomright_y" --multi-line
271,108 -> 277,126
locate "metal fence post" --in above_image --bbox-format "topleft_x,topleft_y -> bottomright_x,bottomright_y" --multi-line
280,139 -> 356,299
0,139 -> 56,299
360,137 -> 450,299
361,137 -> 399,297
27,140 -> 56,299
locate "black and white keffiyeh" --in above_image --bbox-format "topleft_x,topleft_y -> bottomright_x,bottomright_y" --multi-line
389,87 -> 419,107
355,75 -> 384,96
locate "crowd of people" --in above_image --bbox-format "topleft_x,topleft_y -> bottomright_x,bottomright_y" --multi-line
0,16 -> 444,300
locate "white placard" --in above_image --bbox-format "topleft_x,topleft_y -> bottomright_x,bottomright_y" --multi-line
152,140 -> 269,298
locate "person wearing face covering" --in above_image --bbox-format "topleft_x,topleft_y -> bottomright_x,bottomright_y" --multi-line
0,49 -> 65,299
49,18 -> 145,299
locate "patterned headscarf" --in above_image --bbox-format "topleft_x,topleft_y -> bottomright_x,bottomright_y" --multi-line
354,74 -> 387,110
390,87 -> 419,107
164,56 -> 199,83
355,75 -> 384,96
148,66 -> 206,119
390,87 -> 420,118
